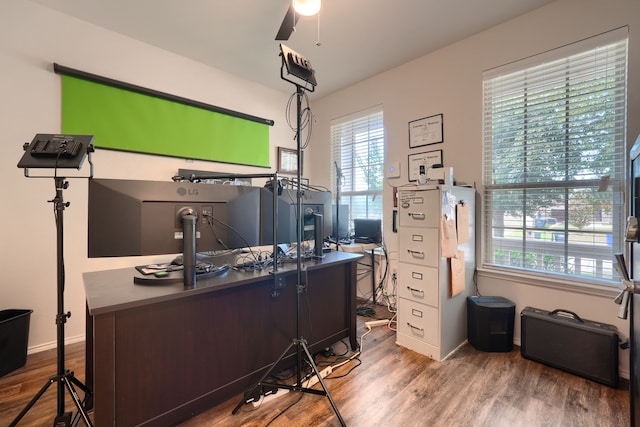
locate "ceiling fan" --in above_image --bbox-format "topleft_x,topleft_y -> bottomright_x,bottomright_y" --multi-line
275,0 -> 321,41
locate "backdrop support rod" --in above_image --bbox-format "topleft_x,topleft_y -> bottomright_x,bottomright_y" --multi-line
53,63 -> 274,127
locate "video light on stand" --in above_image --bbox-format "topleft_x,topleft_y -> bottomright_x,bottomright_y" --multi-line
232,44 -> 347,427
14,134 -> 95,426
280,44 -> 317,89
17,133 -> 95,176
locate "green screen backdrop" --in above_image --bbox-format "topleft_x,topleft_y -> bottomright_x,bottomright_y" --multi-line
60,73 -> 271,167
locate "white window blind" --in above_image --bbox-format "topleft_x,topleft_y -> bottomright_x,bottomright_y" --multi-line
331,107 -> 384,238
482,28 -> 628,284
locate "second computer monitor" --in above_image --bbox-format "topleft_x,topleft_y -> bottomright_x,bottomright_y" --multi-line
353,218 -> 382,244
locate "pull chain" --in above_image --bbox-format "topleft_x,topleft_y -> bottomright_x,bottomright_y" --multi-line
316,11 -> 321,46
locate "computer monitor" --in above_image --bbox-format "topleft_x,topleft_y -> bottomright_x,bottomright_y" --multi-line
265,188 -> 332,244
353,218 -> 382,244
226,187 -> 333,247
87,178 -> 257,258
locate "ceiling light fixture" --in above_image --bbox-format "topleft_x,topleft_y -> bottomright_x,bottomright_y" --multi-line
293,0 -> 321,17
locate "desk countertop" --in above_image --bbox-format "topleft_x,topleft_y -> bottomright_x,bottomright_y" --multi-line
337,242 -> 380,252
83,250 -> 363,316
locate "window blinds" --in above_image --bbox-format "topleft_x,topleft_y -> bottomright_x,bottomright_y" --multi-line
483,30 -> 627,189
481,27 -> 628,283
330,107 -> 384,223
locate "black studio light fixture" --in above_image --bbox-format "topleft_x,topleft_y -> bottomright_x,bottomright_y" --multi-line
280,44 -> 317,88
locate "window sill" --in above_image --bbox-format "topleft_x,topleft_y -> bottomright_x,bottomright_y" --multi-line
476,266 -> 620,299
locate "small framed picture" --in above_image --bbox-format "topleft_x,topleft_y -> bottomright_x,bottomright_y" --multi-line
278,147 -> 301,175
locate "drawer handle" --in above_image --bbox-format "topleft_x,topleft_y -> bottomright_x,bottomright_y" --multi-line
407,249 -> 424,257
408,212 -> 425,220
407,286 -> 424,294
407,322 -> 424,332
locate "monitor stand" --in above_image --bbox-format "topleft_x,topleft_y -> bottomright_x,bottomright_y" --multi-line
134,207 -> 229,286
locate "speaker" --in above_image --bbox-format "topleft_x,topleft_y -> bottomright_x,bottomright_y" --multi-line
467,296 -> 515,352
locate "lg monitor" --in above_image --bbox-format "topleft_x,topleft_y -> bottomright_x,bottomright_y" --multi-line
87,178 -> 257,258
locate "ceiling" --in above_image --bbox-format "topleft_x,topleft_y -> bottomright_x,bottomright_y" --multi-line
30,0 -> 555,99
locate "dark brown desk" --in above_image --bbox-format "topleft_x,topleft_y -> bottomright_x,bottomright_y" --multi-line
83,251 -> 361,426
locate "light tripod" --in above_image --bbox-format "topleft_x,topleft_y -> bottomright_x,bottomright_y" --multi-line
14,135 -> 95,426
231,45 -> 346,426
10,178 -> 93,427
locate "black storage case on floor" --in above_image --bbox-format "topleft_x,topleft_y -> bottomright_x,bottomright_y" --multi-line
467,296 -> 515,352
0,309 -> 33,377
521,306 -> 619,387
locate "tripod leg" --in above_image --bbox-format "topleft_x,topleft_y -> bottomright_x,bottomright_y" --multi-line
67,373 -> 92,397
66,371 -> 93,413
299,340 -> 346,427
62,376 -> 93,427
231,340 -> 295,415
9,376 -> 56,427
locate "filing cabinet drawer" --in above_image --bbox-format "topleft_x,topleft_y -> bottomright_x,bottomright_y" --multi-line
398,227 -> 439,267
398,264 -> 438,307
398,299 -> 438,346
398,190 -> 440,228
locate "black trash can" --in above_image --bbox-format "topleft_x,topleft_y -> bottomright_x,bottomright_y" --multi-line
467,296 -> 515,352
0,309 -> 33,377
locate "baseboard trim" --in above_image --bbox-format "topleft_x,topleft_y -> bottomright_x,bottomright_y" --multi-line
27,334 -> 85,355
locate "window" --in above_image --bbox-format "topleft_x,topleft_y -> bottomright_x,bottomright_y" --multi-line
482,29 -> 628,285
331,107 -> 384,236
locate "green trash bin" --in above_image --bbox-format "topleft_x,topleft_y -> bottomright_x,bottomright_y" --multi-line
0,309 -> 33,377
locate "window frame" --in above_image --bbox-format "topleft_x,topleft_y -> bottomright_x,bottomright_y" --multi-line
481,29 -> 628,288
330,106 -> 385,237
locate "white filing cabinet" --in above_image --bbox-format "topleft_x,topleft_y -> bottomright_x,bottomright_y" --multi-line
396,185 -> 475,361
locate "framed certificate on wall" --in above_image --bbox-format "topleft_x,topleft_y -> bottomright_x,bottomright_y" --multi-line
409,113 -> 443,148
408,149 -> 443,181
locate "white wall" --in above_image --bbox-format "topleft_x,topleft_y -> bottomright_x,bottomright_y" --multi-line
307,0 -> 640,378
1,1 -> 294,352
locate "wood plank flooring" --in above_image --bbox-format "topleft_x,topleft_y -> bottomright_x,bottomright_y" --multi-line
0,305 -> 630,427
